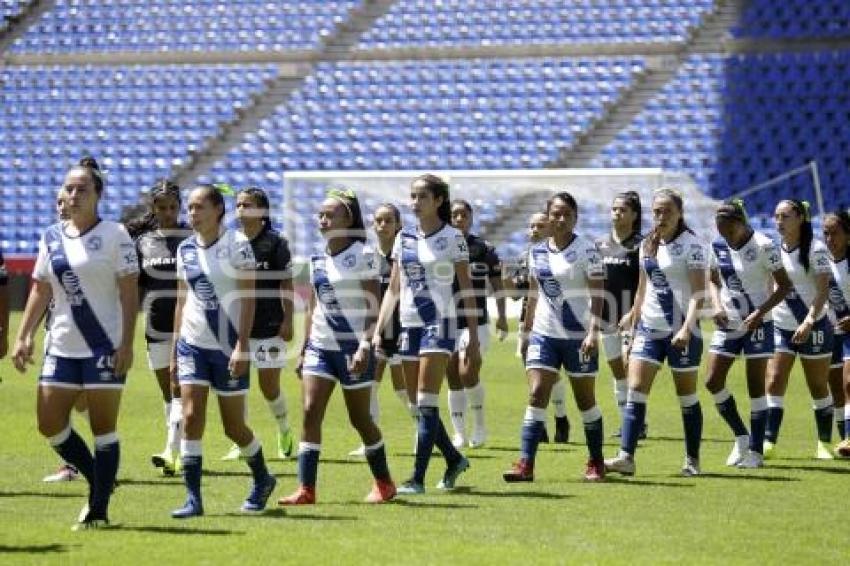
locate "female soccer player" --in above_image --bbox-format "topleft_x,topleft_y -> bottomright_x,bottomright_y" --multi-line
373,174 -> 478,494
503,192 -> 607,482
349,202 -> 412,457
823,210 -> 850,455
823,210 -> 850,458
596,191 -> 645,438
446,199 -> 507,449
705,199 -> 791,468
42,188 -> 90,483
170,184 -> 276,518
764,199 -> 834,460
605,188 -> 708,477
128,180 -> 189,476
509,212 -> 570,443
219,187 -> 295,461
279,188 -> 396,505
12,157 -> 139,529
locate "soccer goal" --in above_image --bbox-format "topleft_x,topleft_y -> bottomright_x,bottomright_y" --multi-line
282,168 -> 721,261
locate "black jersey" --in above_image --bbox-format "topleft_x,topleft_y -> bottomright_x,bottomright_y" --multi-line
377,246 -> 402,353
249,225 -> 292,340
454,233 -> 501,329
137,224 -> 190,342
596,232 -> 642,330
512,246 -> 533,323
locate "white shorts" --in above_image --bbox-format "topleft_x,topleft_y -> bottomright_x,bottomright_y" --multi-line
601,332 -> 625,363
249,336 -> 287,370
456,324 -> 491,355
146,341 -> 172,371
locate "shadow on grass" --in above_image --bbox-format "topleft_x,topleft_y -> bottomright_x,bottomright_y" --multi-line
392,499 -> 478,510
116,479 -> 181,487
0,491 -> 80,499
696,472 -> 799,482
769,463 -> 850,475
646,436 -> 728,445
320,458 -> 374,465
277,512 -> 358,521
603,477 -> 695,488
0,544 -> 68,554
484,445 -> 575,453
202,470 -> 253,478
120,525 -> 243,536
459,487 -> 573,500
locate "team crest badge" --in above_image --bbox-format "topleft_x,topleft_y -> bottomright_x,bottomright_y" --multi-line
434,237 -> 448,251
342,254 -> 356,269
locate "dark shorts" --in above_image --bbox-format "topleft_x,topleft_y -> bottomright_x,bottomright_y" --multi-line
630,324 -> 703,371
176,339 -> 249,396
39,350 -> 125,390
301,340 -> 375,390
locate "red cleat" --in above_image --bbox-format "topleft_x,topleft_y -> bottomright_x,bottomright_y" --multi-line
584,458 -> 606,482
364,479 -> 397,503
502,459 -> 534,482
278,485 -> 316,506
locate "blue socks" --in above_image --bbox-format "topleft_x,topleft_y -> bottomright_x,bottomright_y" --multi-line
364,441 -> 391,481
713,388 -> 748,437
91,434 -> 120,519
297,442 -> 321,488
240,439 -> 270,483
749,396 -> 768,454
679,395 -> 702,460
621,390 -> 648,455
581,406 -> 604,461
50,427 -> 94,485
813,397 -> 834,444
765,395 -> 785,444
519,406 -> 546,463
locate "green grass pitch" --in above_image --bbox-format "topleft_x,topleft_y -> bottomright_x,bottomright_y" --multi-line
0,312 -> 846,564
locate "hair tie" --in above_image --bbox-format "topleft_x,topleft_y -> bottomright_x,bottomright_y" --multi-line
801,200 -> 812,222
213,182 -> 236,196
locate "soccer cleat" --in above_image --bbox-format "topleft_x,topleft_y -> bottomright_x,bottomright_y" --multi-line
221,443 -> 244,461
436,456 -> 470,490
736,450 -> 764,469
364,479 -> 397,503
815,441 -> 835,460
347,445 -> 366,458
604,453 -> 635,476
682,456 -> 701,477
762,440 -> 778,460
451,434 -> 468,450
726,435 -> 750,467
171,496 -> 204,519
242,475 -> 277,513
502,459 -> 534,483
277,429 -> 295,460
396,479 -> 425,495
43,463 -> 80,483
72,518 -> 110,531
584,459 -> 606,482
278,485 -> 316,506
835,438 -> 850,458
554,416 -> 570,443
469,428 -> 487,449
151,451 -> 179,476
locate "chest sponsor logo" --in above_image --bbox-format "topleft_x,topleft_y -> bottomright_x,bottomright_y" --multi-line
61,271 -> 85,306
86,236 -> 102,251
194,279 -> 218,309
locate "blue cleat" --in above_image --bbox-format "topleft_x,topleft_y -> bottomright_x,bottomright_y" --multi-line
171,496 -> 204,519
242,475 -> 277,513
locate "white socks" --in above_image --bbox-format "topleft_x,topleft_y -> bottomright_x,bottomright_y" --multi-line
448,389 -> 467,439
552,379 -> 568,418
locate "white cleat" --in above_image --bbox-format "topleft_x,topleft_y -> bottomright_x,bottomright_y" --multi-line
604,452 -> 635,476
347,445 -> 366,458
469,428 -> 487,449
43,464 -> 80,483
682,456 -> 701,477
815,441 -> 835,460
726,435 -> 750,467
736,450 -> 764,469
